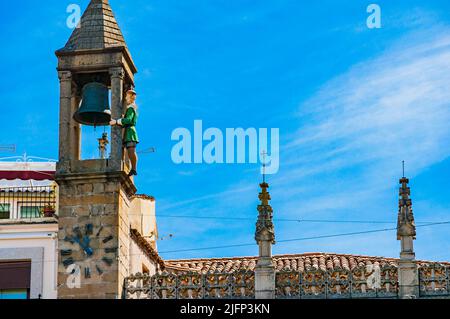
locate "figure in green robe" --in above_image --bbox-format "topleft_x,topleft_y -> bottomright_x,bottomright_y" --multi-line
110,89 -> 139,177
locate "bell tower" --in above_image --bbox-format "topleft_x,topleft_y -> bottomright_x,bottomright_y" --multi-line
55,0 -> 138,299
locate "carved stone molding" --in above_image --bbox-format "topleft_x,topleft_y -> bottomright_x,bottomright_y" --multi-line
109,67 -> 125,79
58,71 -> 72,82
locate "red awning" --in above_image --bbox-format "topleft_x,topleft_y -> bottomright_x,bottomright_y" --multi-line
0,171 -> 55,181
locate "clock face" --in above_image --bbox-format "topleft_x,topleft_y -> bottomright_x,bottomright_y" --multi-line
61,223 -> 117,279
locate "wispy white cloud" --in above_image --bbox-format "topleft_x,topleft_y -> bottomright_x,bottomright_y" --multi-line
265,26 -> 450,259
283,28 -> 450,185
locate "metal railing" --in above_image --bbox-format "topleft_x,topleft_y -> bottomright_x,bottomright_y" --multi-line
0,186 -> 57,220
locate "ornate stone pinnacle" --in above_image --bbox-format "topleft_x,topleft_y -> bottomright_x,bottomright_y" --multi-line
397,177 -> 416,240
255,182 -> 275,244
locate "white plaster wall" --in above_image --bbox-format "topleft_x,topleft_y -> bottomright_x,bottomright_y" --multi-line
129,239 -> 157,276
129,197 -> 157,243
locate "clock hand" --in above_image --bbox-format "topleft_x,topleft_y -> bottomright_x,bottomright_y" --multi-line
81,235 -> 93,256
72,234 -> 93,256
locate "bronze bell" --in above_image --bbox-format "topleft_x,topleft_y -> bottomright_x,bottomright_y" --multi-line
73,82 -> 111,126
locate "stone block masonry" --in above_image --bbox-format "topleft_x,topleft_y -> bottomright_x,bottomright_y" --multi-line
56,171 -> 136,299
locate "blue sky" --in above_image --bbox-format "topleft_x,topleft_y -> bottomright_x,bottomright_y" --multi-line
1,0 -> 450,261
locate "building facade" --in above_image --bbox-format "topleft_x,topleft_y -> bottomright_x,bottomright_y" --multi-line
0,161 -> 58,299
0,159 -> 161,299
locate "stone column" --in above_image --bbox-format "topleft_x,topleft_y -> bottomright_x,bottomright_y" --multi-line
57,71 -> 73,173
255,232 -> 276,299
398,239 -> 419,299
397,177 -> 419,299
254,182 -> 276,299
399,260 -> 419,299
109,67 -> 125,170
70,84 -> 81,161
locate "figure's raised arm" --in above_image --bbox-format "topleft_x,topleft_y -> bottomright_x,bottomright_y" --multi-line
117,107 -> 136,126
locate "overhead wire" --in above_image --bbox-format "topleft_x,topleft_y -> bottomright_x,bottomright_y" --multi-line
1,220 -> 449,264
158,220 -> 450,254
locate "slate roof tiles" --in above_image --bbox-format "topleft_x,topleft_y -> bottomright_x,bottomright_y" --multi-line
59,0 -> 126,52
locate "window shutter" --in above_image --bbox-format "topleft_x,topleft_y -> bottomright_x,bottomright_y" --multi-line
0,261 -> 31,289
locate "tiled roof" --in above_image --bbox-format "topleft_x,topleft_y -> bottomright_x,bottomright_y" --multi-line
59,0 -> 126,52
165,253 -> 450,274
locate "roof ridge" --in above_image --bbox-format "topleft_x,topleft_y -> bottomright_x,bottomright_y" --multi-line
166,255 -> 258,263
166,252 -> 450,265
165,252 -> 389,263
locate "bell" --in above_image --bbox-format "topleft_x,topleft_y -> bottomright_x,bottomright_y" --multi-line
73,82 -> 111,126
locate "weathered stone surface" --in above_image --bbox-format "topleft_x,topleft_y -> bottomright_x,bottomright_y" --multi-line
58,282 -> 119,299
57,172 -> 134,299
93,183 -> 105,194
59,194 -> 116,206
77,183 -> 93,194
58,217 -> 78,228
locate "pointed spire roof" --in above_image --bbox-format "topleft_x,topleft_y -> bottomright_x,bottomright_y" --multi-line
58,0 -> 127,52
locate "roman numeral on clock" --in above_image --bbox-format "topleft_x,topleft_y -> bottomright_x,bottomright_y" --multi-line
63,258 -> 74,267
85,267 -> 91,279
103,235 -> 113,243
61,249 -> 72,256
102,257 -> 113,266
104,247 -> 117,254
96,265 -> 103,275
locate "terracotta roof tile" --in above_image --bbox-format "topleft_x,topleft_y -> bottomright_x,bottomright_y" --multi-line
164,252 -> 450,274
341,256 -> 349,271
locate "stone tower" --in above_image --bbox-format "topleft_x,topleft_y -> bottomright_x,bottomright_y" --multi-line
55,0 -> 138,299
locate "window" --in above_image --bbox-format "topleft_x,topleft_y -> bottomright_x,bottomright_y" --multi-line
0,261 -> 31,299
20,206 -> 41,219
0,289 -> 28,299
0,204 -> 10,219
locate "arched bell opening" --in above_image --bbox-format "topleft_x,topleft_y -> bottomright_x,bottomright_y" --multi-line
71,73 -> 115,161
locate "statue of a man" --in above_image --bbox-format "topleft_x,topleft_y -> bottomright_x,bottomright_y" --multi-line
109,89 -> 139,177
